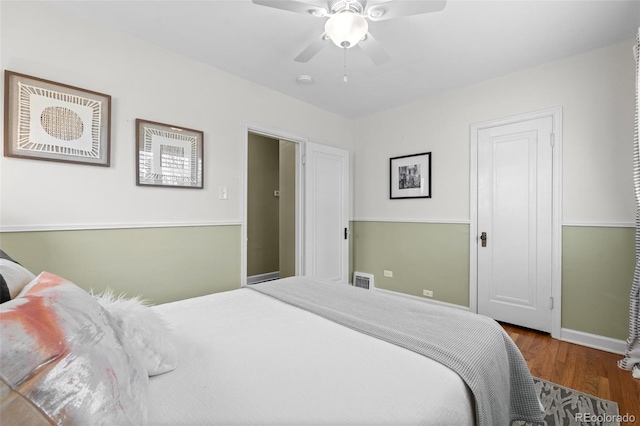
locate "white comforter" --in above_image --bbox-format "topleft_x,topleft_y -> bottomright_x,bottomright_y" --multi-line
148,288 -> 474,425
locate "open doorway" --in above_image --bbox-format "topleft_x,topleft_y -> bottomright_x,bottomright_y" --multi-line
246,132 -> 298,284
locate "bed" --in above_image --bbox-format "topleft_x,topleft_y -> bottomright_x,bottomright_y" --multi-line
0,256 -> 543,425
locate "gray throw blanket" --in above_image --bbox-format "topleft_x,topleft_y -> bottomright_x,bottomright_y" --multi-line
249,277 -> 544,426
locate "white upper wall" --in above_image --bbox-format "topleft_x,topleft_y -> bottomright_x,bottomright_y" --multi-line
353,39 -> 636,225
0,1 -> 354,229
1,2 -> 635,229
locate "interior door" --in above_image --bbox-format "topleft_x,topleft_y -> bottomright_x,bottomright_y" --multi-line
477,117 -> 553,332
304,142 -> 349,283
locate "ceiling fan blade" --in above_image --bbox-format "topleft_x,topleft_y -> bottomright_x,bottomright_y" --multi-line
294,33 -> 329,62
365,0 -> 447,21
252,0 -> 328,16
358,32 -> 390,65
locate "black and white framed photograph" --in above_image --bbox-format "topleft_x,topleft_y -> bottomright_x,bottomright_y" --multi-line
390,152 -> 431,199
4,70 -> 111,166
136,119 -> 204,189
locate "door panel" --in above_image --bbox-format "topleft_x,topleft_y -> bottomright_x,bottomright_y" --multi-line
305,142 -> 349,283
477,117 -> 553,332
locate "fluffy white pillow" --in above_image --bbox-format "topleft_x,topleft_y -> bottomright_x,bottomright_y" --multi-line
93,290 -> 178,376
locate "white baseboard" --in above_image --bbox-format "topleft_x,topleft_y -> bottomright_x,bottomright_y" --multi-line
374,287 -> 470,311
560,328 -> 627,355
247,271 -> 280,285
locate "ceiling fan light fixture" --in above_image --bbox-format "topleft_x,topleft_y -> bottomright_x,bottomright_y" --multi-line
324,11 -> 368,48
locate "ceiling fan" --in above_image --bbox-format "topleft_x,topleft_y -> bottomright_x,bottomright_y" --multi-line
252,0 -> 447,65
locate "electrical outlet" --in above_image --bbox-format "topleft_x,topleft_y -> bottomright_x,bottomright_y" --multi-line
384,270 -> 393,278
423,289 -> 433,298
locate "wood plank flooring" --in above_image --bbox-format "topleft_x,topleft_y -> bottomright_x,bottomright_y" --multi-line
501,323 -> 640,426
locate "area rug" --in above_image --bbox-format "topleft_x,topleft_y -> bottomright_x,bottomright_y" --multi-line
514,378 -> 621,425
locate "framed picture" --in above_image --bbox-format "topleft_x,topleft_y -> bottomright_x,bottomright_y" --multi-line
390,152 -> 431,199
136,119 -> 204,189
4,70 -> 111,166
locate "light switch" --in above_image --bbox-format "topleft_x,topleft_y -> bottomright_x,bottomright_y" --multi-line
219,187 -> 228,200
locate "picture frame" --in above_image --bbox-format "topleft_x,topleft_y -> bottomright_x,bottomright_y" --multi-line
4,70 -> 111,166
136,119 -> 204,189
390,152 -> 431,199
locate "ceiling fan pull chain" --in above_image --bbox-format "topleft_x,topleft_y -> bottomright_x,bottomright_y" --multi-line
343,47 -> 348,83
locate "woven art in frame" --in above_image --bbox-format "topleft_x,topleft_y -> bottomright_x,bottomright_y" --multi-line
3,70 -> 111,166
135,119 -> 204,189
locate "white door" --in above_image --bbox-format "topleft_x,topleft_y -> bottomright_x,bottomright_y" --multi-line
477,117 -> 553,332
304,142 -> 349,283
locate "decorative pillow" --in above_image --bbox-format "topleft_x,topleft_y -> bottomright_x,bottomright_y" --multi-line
0,276 -> 9,304
0,272 -> 149,424
93,289 -> 178,376
0,250 -> 36,302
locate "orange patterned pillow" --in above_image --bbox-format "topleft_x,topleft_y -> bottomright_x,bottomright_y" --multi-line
0,272 -> 148,424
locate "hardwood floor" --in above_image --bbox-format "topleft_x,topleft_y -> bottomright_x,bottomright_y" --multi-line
501,323 -> 640,426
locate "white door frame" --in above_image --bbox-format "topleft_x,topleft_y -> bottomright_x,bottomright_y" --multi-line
241,122 -> 307,287
469,107 -> 563,338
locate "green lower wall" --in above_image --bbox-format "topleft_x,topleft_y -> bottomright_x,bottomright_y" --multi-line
352,221 -> 470,306
562,226 -> 634,340
352,221 -> 634,341
1,221 -> 633,340
0,225 -> 241,305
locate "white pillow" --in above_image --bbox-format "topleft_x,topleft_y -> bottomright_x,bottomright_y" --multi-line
93,290 -> 178,376
0,259 -> 36,299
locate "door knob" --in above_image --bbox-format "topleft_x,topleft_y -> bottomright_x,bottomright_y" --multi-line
480,232 -> 487,247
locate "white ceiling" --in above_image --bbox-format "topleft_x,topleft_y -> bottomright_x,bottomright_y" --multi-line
49,0 -> 639,118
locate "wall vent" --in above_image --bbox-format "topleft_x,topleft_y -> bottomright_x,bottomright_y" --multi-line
353,272 -> 374,290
